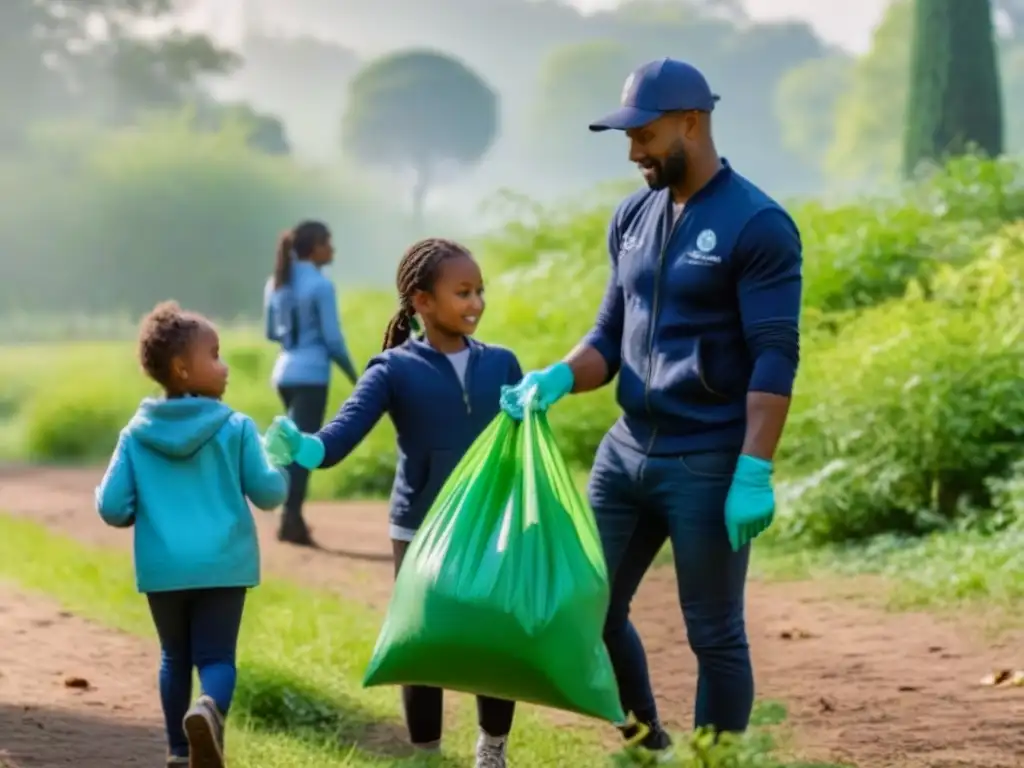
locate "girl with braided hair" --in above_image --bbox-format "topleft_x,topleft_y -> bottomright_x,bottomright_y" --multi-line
263,238 -> 523,766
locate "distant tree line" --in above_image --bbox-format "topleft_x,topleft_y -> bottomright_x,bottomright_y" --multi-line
0,0 -> 290,157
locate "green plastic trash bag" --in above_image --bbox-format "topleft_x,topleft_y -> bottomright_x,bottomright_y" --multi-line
362,409 -> 624,723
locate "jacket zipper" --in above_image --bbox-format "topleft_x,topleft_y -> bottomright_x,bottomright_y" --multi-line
431,340 -> 474,415
643,197 -> 680,453
462,350 -> 473,414
452,344 -> 474,415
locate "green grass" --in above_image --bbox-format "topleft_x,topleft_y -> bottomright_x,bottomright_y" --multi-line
749,527 -> 1024,630
0,512 -> 842,767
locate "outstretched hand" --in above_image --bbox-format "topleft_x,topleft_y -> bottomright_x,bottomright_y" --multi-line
264,415 -> 326,471
499,362 -> 575,420
262,416 -> 301,467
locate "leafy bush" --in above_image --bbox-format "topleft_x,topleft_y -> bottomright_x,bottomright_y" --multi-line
989,459 -> 1024,522
798,198 -> 964,312
778,225 -> 1024,542
25,375 -> 145,462
800,154 -> 1024,314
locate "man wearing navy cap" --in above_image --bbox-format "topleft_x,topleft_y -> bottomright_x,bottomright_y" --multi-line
502,58 -> 801,756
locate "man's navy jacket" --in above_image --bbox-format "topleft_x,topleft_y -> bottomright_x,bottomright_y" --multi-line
584,160 -> 802,456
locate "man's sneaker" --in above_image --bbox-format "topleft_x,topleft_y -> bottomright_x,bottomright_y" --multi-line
166,756 -> 189,766
619,718 -> 673,762
475,732 -> 508,768
183,695 -> 225,768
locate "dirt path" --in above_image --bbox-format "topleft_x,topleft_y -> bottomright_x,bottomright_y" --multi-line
0,583 -> 164,766
2,466 -> 1024,767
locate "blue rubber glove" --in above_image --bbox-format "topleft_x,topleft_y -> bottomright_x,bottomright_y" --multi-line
263,416 -> 325,470
499,362 -> 575,420
261,418 -> 293,467
724,455 -> 775,551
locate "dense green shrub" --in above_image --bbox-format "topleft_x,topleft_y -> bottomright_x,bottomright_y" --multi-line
778,225 -> 1024,542
0,115 -> 416,319
989,459 -> 1024,522
801,154 -> 1024,314
25,375 -> 144,462
911,152 -> 1024,221
798,198 -> 962,312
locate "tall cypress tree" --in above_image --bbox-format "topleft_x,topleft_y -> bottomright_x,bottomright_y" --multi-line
903,0 -> 1003,178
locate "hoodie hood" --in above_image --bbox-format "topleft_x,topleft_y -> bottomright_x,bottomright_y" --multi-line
127,397 -> 234,458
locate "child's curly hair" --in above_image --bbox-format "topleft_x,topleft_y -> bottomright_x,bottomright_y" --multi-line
137,301 -> 205,387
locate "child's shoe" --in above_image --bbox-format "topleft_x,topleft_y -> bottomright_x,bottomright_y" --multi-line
183,695 -> 225,768
619,717 -> 673,762
475,731 -> 508,768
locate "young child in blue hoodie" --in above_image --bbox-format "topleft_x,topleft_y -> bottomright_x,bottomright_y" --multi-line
95,301 -> 289,768
263,238 -> 522,768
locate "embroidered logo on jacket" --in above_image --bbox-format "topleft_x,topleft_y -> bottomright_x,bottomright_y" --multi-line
696,229 -> 716,252
684,229 -> 721,266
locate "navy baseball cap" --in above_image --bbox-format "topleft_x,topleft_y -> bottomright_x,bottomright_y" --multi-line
589,58 -> 720,132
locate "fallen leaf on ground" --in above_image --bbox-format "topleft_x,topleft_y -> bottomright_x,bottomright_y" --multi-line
779,627 -> 815,640
979,669 -> 1024,687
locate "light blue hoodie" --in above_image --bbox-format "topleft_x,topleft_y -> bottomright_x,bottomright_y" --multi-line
264,260 -> 358,386
95,397 -> 289,594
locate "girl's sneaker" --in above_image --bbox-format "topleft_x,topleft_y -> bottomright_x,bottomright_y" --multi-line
183,695 -> 225,768
619,718 -> 674,763
475,732 -> 508,768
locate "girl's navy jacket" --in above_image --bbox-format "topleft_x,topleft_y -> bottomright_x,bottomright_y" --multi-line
315,336 -> 522,531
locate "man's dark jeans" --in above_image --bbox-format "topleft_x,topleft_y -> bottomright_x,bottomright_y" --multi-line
588,434 -> 753,734
277,385 -> 329,536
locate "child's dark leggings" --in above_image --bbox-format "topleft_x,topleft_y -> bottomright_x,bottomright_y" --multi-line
147,587 -> 247,758
391,540 -> 516,745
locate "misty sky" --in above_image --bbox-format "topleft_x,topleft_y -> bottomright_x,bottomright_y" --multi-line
571,0 -> 890,52
183,0 -> 891,54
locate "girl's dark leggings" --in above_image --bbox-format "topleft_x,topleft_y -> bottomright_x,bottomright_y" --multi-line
147,587 -> 247,758
391,539 -> 516,744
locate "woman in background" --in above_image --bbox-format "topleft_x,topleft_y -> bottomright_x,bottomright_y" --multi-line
264,220 -> 358,546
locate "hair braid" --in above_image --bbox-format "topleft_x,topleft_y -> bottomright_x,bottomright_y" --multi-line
381,238 -> 470,350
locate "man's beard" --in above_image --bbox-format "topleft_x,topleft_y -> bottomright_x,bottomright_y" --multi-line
640,148 -> 687,190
